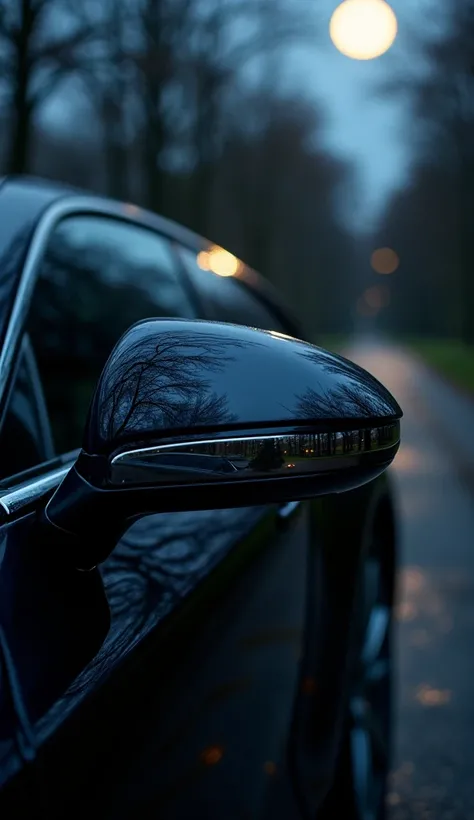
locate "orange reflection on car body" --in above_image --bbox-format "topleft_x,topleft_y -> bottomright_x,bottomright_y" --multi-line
200,745 -> 224,766
301,676 -> 317,695
415,684 -> 452,707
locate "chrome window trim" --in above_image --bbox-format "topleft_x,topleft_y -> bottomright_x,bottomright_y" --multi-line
0,464 -> 72,518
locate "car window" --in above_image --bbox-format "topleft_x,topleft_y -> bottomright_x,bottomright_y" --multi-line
0,337 -> 53,480
26,216 -> 197,454
177,245 -> 289,333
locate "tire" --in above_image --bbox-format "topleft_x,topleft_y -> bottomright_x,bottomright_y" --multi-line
318,530 -> 394,820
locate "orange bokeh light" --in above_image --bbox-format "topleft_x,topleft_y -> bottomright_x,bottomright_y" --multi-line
200,745 -> 224,766
415,684 -> 451,707
371,247 -> 399,274
197,245 -> 242,277
364,284 -> 390,309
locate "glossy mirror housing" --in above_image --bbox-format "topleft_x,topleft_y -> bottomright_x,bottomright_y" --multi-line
44,319 -> 402,568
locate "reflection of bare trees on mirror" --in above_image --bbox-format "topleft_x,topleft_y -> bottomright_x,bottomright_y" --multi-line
97,330 -> 256,442
295,383 -> 398,454
296,350 -> 399,420
295,384 -> 388,422
167,390 -> 235,429
296,386 -> 347,420
249,438 -> 285,472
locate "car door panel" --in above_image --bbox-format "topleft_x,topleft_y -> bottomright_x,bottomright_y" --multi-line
0,512 -> 110,731
0,461 -> 308,818
78,505 -> 308,820
0,469 -> 385,820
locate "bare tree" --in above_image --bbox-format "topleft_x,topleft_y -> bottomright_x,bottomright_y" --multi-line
1,0 -> 355,342
183,0 -> 318,233
0,0 -> 99,174
112,0 -> 317,217
209,91 -> 355,337
380,5 -> 474,343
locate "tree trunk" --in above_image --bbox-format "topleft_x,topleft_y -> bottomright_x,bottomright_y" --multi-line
191,71 -> 218,236
102,96 -> 128,200
8,0 -> 33,174
8,98 -> 32,174
192,161 -> 213,236
140,0 -> 169,214
143,115 -> 166,213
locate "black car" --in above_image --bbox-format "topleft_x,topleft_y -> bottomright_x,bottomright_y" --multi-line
0,177 -> 402,820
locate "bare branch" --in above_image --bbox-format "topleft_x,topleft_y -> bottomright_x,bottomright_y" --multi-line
32,23 -> 99,67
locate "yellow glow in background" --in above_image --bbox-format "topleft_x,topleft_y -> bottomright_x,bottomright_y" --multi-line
330,0 -> 398,61
197,246 -> 242,277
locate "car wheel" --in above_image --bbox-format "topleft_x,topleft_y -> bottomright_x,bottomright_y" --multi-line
319,533 -> 394,820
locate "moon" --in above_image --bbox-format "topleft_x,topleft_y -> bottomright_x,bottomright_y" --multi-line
330,0 -> 398,61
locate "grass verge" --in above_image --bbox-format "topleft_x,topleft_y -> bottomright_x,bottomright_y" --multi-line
408,337 -> 474,395
314,334 -> 347,353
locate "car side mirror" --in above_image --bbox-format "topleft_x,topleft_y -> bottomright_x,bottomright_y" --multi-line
42,319 -> 402,569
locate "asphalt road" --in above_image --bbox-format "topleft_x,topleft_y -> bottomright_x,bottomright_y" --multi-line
346,338 -> 474,820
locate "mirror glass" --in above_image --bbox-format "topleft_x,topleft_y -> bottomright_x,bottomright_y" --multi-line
109,423 -> 400,487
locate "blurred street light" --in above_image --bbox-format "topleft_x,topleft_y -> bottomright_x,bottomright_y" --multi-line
356,283 -> 391,316
364,284 -> 390,308
371,247 -> 399,274
197,246 -> 242,277
329,0 -> 398,61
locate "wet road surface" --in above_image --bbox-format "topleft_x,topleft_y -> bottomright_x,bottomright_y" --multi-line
346,339 -> 474,820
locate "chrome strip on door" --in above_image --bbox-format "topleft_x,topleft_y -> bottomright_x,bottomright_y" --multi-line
0,465 -> 71,518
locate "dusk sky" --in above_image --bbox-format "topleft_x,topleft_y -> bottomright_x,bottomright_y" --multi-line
291,0 -> 449,230
41,0 -> 450,233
